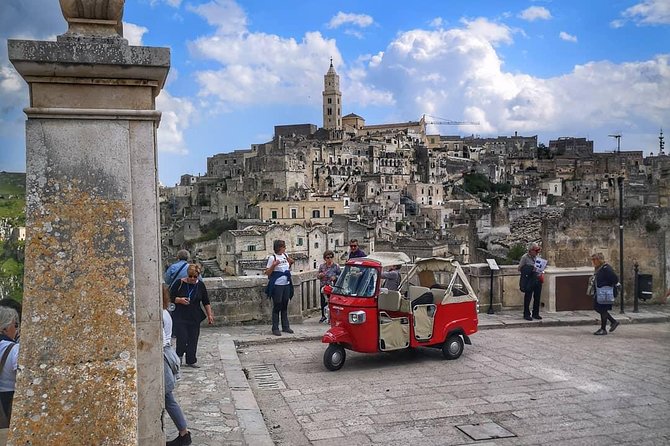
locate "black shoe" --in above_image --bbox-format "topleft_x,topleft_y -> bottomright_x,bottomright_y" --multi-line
282,328 -> 294,334
593,328 -> 607,335
166,431 -> 192,446
609,320 -> 620,332
319,317 -> 327,323
524,316 -> 533,321
272,329 -> 281,336
533,315 -> 542,320
186,363 -> 200,368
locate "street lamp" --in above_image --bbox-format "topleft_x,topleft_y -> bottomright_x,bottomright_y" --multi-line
617,176 -> 624,314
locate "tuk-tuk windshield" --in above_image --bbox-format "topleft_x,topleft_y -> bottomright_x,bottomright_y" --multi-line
332,265 -> 378,298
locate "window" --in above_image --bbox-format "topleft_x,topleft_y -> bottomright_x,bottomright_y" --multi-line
248,245 -> 256,252
315,242 -> 319,248
291,208 -> 297,218
298,238 -> 304,246
226,245 -> 231,253
328,98 -> 332,104
233,159 -> 237,164
329,209 -> 334,217
327,108 -> 332,116
312,210 -> 321,218
235,205 -> 239,214
271,210 -> 278,219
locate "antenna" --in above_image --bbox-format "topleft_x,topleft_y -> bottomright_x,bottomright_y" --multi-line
608,133 -> 621,153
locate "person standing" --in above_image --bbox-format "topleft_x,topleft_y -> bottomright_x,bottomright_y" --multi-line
0,307 -> 19,430
348,239 -> 366,259
381,264 -> 402,291
169,264 -> 214,368
518,242 -> 543,321
265,240 -> 295,336
162,287 -> 192,446
165,250 -> 191,288
589,252 -> 620,335
317,250 -> 340,323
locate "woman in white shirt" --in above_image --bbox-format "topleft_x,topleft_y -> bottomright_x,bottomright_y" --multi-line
0,307 -> 19,426
264,240 -> 295,336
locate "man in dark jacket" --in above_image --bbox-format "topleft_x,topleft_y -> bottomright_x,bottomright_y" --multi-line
518,242 -> 543,321
348,239 -> 366,259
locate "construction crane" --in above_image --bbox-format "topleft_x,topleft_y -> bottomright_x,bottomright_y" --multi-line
608,133 -> 621,153
421,113 -> 480,126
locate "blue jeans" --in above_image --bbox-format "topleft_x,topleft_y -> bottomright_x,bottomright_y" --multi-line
164,357 -> 187,431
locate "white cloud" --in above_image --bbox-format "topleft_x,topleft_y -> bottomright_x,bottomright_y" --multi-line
519,6 -> 552,21
559,31 -> 578,43
123,22 -> 148,46
460,18 -> 515,46
429,17 -> 444,28
156,91 -> 195,155
354,19 -> 670,139
150,0 -> 182,7
622,0 -> 670,25
187,0 -> 247,35
327,12 -> 374,29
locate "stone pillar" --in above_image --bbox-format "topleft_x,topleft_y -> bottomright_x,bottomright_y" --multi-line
7,6 -> 169,444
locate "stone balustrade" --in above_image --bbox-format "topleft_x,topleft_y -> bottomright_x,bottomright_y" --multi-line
204,265 -> 664,325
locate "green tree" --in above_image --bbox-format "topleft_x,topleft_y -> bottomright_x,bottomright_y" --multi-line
507,243 -> 526,262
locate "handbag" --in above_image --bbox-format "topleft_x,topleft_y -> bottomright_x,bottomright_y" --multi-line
0,343 -> 16,429
595,285 -> 615,304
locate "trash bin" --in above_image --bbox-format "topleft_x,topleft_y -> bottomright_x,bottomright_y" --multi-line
638,274 -> 653,301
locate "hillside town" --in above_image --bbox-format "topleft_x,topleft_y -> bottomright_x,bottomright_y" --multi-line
160,62 -> 670,276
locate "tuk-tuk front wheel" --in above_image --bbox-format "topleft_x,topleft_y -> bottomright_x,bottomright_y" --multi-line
323,344 -> 346,371
442,334 -> 464,360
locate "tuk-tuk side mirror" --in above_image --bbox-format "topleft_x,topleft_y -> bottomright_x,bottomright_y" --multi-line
322,284 -> 333,296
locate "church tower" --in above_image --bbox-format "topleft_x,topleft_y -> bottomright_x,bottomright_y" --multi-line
322,58 -> 342,130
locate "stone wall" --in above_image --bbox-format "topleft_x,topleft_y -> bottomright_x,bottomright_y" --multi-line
203,270 -> 320,325
544,206 -> 669,303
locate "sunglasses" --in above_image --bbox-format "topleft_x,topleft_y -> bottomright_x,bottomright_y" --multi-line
325,255 -> 334,259
188,275 -> 198,278
350,245 -> 357,248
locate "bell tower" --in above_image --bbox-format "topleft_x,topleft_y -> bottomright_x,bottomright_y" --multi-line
322,58 -> 342,130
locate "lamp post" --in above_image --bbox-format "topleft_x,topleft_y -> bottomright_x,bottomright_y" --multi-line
617,176 -> 625,314
633,261 -> 639,313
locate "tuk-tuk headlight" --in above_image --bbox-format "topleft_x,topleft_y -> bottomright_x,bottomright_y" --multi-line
348,311 -> 366,324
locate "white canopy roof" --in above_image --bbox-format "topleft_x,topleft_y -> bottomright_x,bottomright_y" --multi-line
358,251 -> 411,267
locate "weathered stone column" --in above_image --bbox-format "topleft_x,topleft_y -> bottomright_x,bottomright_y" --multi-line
7,2 -> 169,444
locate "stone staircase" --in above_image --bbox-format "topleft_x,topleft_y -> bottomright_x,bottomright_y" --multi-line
200,259 -> 225,278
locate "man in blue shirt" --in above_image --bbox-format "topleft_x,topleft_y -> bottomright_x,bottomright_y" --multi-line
165,249 -> 190,288
348,239 -> 366,259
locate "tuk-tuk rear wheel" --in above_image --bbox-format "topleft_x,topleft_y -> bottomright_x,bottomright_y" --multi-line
323,344 -> 346,371
442,334 -> 464,360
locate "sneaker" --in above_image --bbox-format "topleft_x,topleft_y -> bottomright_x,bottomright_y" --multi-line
185,363 -> 200,368
532,315 -> 543,320
282,328 -> 294,334
593,328 -> 607,335
272,329 -> 281,336
523,316 -> 533,321
166,431 -> 192,446
609,320 -> 620,332
179,356 -> 183,366
319,316 -> 327,323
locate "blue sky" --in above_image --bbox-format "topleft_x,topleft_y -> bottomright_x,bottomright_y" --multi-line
1,0 -> 669,186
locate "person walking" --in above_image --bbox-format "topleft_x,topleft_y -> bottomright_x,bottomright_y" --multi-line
589,252 -> 620,335
518,242 -> 543,321
0,307 -> 19,431
265,240 -> 295,336
162,288 -> 192,446
317,250 -> 340,323
169,264 -> 214,368
348,239 -> 366,259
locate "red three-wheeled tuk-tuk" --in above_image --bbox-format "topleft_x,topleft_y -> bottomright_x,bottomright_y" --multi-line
321,253 -> 479,371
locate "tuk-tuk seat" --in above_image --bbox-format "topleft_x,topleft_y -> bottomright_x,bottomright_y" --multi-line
408,285 -> 430,301
378,290 -> 402,312
431,289 -> 446,304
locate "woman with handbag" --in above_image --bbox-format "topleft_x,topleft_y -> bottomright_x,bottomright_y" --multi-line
0,307 -> 19,430
169,264 -> 214,368
589,252 -> 620,335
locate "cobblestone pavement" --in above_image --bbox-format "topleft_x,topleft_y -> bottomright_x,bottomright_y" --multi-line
237,323 -> 670,446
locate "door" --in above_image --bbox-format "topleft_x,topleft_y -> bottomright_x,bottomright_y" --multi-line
556,275 -> 592,311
